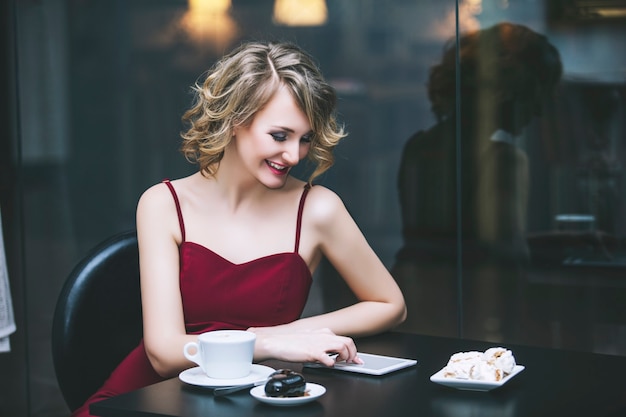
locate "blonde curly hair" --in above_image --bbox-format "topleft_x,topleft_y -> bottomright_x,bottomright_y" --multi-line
180,41 -> 346,184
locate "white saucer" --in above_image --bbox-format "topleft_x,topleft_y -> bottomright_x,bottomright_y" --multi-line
179,364 -> 274,388
250,383 -> 326,406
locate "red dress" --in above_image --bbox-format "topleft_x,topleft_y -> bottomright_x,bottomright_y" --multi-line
72,181 -> 313,416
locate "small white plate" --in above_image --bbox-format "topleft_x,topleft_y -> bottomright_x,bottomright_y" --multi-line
179,364 -> 274,388
250,382 -> 326,406
430,365 -> 525,392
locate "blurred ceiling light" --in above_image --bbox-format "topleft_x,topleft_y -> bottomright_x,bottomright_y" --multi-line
181,0 -> 237,49
273,0 -> 328,27
594,7 -> 626,18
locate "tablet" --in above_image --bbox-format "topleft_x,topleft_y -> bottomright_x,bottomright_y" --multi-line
303,352 -> 417,376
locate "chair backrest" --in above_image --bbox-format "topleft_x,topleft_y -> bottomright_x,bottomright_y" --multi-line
51,230 -> 143,411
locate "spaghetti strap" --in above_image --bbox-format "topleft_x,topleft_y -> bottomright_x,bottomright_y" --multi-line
163,179 -> 186,242
294,184 -> 311,253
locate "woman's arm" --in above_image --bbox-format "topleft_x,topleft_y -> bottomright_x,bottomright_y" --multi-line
293,185 -> 407,334
251,186 -> 407,362
136,183 -> 198,377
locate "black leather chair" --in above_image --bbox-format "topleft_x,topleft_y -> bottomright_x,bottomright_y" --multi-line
51,230 -> 143,411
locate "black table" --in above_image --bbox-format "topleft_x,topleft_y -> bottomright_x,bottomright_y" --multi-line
90,331 -> 626,417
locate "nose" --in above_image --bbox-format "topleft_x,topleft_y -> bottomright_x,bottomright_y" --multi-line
282,140 -> 301,166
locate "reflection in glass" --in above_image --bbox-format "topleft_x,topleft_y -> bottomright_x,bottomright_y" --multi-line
393,22 -> 562,342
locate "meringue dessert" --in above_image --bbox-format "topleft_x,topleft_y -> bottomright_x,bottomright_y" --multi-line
442,347 -> 516,381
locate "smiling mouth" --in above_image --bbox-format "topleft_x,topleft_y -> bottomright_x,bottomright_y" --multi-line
266,160 -> 289,174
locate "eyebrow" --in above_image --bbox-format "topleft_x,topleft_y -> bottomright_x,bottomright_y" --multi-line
271,126 -> 314,136
271,125 -> 295,133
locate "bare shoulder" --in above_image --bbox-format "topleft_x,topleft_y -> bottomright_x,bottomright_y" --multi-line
137,180 -> 176,212
304,185 -> 348,227
136,179 -> 189,245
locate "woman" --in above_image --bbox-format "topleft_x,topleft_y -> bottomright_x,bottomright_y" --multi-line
73,41 -> 406,416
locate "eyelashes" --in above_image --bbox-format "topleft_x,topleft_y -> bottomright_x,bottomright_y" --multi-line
270,132 -> 288,142
270,132 -> 313,143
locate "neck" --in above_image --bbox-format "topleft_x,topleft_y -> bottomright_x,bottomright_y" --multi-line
206,170 -> 267,213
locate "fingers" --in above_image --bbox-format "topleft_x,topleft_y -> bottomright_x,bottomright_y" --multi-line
304,328 -> 358,364
330,336 -> 359,364
314,352 -> 338,367
311,330 -> 362,365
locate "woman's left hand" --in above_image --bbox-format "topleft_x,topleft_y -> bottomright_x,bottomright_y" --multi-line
248,327 -> 363,367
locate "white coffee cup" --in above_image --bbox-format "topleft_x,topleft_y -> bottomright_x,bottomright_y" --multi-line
183,330 -> 256,379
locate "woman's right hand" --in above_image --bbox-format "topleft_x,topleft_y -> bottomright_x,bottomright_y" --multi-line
248,327 -> 363,367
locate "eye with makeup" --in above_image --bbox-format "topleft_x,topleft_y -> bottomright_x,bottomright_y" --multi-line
270,132 -> 288,142
269,131 -> 314,143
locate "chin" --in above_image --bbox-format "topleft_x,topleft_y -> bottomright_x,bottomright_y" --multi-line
261,177 -> 289,190
264,182 -> 288,190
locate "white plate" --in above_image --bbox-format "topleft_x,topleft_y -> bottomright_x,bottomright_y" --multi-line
430,365 -> 525,392
250,382 -> 326,406
179,364 -> 274,388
